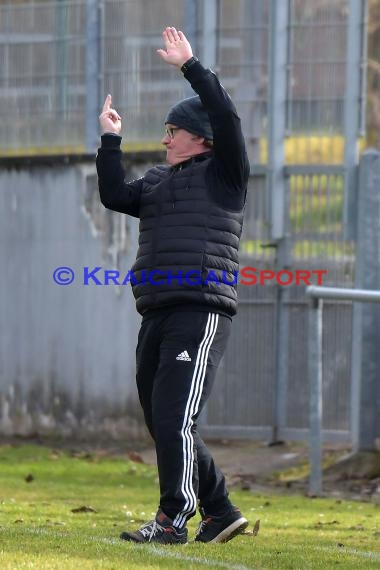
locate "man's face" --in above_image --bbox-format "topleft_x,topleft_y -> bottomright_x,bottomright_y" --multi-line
162,124 -> 207,166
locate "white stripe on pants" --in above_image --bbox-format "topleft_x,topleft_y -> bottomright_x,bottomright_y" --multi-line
173,313 -> 219,528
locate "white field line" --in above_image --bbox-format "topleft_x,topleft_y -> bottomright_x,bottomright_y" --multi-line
286,542 -> 380,563
316,545 -> 380,562
151,546 -> 253,570
23,527 -> 254,570
17,527 -> 380,567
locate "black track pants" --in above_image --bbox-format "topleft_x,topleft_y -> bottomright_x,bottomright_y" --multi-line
136,310 -> 233,528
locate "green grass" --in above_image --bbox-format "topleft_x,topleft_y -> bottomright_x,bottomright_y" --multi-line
0,444 -> 379,569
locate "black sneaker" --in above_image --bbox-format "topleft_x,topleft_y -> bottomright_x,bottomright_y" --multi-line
195,506 -> 248,543
120,509 -> 188,544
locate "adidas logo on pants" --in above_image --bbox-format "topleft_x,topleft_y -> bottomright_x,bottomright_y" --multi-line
176,350 -> 191,361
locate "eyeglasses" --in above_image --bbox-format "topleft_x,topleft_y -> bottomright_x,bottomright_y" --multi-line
165,126 -> 179,139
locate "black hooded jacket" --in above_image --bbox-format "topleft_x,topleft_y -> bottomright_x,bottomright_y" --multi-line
96,60 -> 250,317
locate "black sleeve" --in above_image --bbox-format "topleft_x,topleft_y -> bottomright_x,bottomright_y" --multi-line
183,61 -> 250,193
96,134 -> 142,217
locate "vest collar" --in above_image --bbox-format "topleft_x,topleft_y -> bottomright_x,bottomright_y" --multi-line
171,151 -> 213,172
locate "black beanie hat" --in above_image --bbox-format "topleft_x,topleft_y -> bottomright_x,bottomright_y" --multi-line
165,95 -> 213,141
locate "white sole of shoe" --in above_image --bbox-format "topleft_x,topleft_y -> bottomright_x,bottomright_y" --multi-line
210,517 -> 249,543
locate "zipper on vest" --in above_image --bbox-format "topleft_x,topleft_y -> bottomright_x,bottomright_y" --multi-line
169,169 -> 176,208
170,159 -> 195,207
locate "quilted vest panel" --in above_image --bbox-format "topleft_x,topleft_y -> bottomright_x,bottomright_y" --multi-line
131,158 -> 245,316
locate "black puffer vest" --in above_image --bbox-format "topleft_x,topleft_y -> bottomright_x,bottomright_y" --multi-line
131,154 -> 245,316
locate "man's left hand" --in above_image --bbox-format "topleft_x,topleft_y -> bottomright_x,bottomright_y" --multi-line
157,27 -> 193,68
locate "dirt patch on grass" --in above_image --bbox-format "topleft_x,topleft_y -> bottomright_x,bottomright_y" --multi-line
138,438 -> 380,502
1,435 -> 379,502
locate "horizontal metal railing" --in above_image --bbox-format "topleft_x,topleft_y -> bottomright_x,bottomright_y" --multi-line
305,285 -> 380,495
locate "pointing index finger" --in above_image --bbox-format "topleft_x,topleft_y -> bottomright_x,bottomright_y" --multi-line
102,94 -> 112,113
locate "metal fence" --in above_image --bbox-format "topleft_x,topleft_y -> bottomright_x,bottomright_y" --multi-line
0,1 -> 87,153
307,284 -> 380,494
0,0 -> 367,159
203,165 -> 356,442
200,1 -> 364,442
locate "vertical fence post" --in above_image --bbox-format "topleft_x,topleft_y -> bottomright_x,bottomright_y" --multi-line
202,0 -> 218,70
271,179 -> 291,444
86,0 -> 101,153
352,149 -> 380,451
56,0 -> 68,120
267,0 -> 288,240
183,0 -> 199,97
343,0 -> 366,239
241,0 -> 265,164
267,0 -> 290,441
308,297 -> 323,495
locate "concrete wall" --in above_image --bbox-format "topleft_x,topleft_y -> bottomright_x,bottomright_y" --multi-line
0,160 -> 149,441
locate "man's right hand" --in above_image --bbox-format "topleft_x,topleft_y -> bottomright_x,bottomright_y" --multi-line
99,94 -> 122,135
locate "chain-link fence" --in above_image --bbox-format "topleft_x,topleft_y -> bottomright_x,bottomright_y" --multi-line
0,0 -> 369,159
